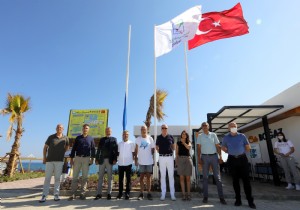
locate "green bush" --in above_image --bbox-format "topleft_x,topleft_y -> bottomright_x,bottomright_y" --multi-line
0,171 -> 45,183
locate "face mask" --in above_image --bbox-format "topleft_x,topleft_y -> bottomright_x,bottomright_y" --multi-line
230,127 -> 238,133
278,136 -> 283,140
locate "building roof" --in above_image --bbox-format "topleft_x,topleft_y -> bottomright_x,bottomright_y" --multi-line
207,105 -> 284,135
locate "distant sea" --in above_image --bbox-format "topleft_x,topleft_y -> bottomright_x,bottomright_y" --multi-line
17,162 -> 136,174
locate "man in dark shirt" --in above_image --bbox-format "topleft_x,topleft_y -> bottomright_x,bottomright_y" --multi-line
94,127 -> 118,200
39,124 -> 69,203
68,124 -> 95,200
156,124 -> 176,201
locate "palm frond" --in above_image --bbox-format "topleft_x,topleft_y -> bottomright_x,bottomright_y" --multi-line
144,89 -> 168,129
6,123 -> 13,141
4,93 -> 31,141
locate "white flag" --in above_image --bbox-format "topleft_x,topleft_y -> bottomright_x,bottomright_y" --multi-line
155,5 -> 202,57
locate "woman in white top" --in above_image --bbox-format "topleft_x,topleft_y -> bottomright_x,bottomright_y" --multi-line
274,132 -> 300,190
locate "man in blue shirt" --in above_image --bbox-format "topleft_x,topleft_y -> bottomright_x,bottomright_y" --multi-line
197,122 -> 226,205
68,124 -> 96,200
222,122 -> 256,209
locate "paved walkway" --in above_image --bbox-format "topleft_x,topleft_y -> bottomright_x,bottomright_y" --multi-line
1,174 -> 300,209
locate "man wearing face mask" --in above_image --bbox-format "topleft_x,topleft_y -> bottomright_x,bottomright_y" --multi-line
274,132 -> 300,190
221,122 -> 256,209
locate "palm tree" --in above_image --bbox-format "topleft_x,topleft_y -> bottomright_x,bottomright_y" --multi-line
1,94 -> 31,177
144,89 -> 168,131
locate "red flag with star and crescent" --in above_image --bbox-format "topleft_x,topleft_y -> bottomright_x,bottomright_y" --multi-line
188,3 -> 249,50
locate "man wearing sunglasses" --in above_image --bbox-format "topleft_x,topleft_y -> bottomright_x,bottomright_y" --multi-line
156,124 -> 176,201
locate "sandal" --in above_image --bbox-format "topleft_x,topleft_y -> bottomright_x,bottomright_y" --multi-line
186,194 -> 191,201
182,193 -> 186,201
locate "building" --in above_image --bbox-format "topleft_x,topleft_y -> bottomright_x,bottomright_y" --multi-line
133,82 -> 300,185
242,82 -> 300,165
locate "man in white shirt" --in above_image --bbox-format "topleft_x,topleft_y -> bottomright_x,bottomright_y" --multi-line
135,125 -> 155,200
117,130 -> 135,200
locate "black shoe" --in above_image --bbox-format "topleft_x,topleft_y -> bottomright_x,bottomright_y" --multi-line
68,195 -> 75,201
94,194 -> 102,200
249,202 -> 256,209
125,194 -> 130,200
107,194 -> 111,200
39,195 -> 46,203
147,193 -> 153,200
137,193 -> 144,200
202,197 -> 208,203
116,193 -> 122,199
235,200 -> 242,206
220,198 -> 227,205
79,194 -> 86,200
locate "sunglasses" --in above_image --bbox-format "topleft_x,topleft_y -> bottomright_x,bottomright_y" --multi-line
161,127 -> 168,130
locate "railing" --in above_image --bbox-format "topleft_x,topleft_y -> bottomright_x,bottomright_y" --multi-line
254,163 -> 285,182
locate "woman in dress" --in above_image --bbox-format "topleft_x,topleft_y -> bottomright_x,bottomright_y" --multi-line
176,130 -> 193,200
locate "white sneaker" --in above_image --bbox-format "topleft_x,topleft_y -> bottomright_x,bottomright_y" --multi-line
160,195 -> 165,201
39,195 -> 46,203
296,184 -> 300,191
54,194 -> 61,201
286,183 -> 295,190
171,196 -> 176,201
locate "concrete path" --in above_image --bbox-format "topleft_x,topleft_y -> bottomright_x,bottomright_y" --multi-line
1,174 -> 300,209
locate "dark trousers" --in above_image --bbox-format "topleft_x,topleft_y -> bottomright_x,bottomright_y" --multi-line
118,164 -> 132,195
227,155 -> 254,203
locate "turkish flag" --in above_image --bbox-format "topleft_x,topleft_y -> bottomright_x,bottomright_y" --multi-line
188,3 -> 249,50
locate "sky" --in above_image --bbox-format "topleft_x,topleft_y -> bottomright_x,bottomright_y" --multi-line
1,0 -> 299,158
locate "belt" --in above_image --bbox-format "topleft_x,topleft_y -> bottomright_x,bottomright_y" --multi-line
76,155 -> 90,157
229,153 -> 246,158
178,156 -> 190,158
202,153 -> 216,156
159,154 -> 173,157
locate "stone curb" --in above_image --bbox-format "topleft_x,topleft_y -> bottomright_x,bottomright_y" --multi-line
52,190 -> 300,201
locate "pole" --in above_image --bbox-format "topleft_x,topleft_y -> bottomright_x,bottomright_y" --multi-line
184,42 -> 195,184
153,25 -> 158,181
183,42 -> 192,139
123,25 -> 131,131
262,116 -> 280,186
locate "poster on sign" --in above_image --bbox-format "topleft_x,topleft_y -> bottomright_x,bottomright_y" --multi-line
67,109 -> 109,138
249,143 -> 261,159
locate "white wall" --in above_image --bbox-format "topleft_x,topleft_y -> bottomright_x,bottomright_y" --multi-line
244,116 -> 300,165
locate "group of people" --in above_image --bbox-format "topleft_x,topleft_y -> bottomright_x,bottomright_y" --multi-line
39,123 -> 179,203
197,122 -> 255,209
38,121 -> 300,209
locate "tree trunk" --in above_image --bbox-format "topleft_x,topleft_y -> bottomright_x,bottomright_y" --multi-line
144,109 -> 152,131
4,125 -> 22,177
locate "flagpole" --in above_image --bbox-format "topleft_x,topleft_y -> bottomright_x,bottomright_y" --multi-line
184,42 -> 196,184
183,42 -> 192,141
153,24 -> 158,181
126,25 -> 131,105
123,25 -> 131,131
